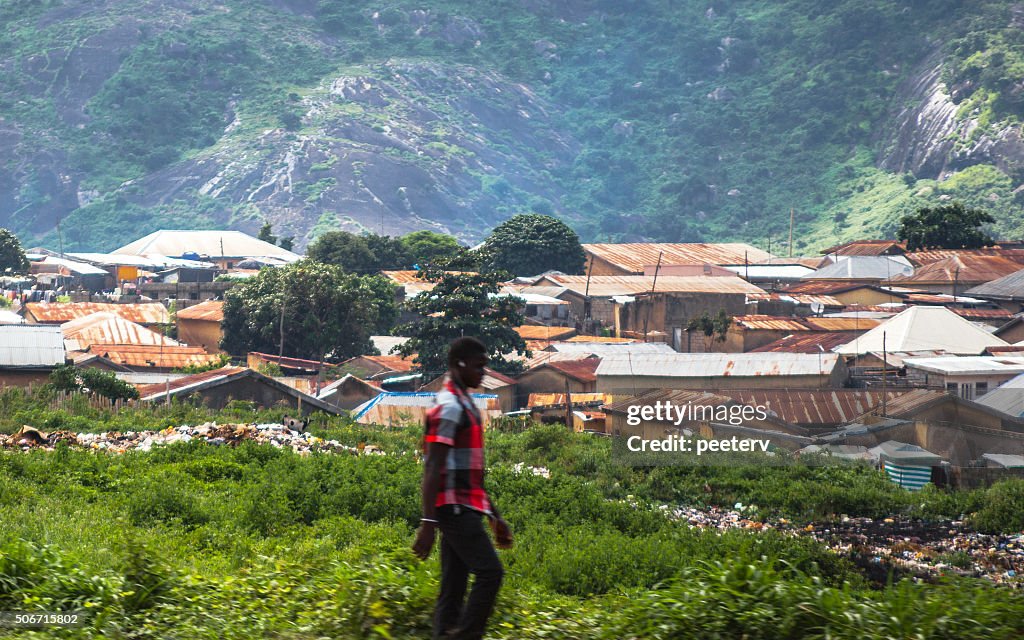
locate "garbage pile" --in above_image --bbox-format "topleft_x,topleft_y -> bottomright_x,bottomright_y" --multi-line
665,504 -> 1024,587
0,423 -> 387,456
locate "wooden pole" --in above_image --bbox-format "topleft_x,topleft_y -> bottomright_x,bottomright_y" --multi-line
642,251 -> 663,342
789,207 -> 794,257
564,378 -> 573,431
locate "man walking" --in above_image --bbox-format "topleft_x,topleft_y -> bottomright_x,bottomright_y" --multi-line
413,337 -> 513,640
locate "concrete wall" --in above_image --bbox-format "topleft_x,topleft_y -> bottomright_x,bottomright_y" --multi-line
177,319 -> 224,354
169,377 -> 321,416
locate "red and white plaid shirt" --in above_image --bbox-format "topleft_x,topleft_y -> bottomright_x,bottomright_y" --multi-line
424,378 -> 492,515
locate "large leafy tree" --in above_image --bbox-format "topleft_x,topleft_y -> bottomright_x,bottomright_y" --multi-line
393,266 -> 529,379
0,228 -> 29,274
400,230 -> 461,267
480,214 -> 586,277
897,202 -> 996,251
307,231 -> 412,273
221,260 -> 396,361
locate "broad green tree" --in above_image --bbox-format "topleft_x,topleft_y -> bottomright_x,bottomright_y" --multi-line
897,202 -> 996,251
307,231 -> 413,273
221,260 -> 396,361
400,230 -> 461,267
393,266 -> 528,378
480,214 -> 586,277
0,228 -> 29,274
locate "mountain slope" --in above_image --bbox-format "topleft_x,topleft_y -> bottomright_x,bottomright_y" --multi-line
1,0 -> 1023,251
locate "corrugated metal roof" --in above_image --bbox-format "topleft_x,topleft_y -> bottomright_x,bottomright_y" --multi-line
93,344 -> 222,369
565,335 -> 637,343
176,300 -> 224,322
514,326 -> 577,340
597,352 -> 841,378
733,315 -> 810,332
781,281 -> 883,295
62,312 -> 180,349
895,255 -> 1024,284
802,256 -> 914,280
67,252 -> 217,269
903,355 -> 1024,375
527,392 -> 610,408
546,342 -> 676,355
835,306 -> 1008,355
802,317 -> 882,331
25,302 -> 170,325
722,265 -> 815,279
749,332 -> 861,353
965,267 -> 1024,300
361,354 -> 416,372
820,240 -> 906,256
526,358 -> 601,383
521,351 -> 600,368
904,248 -> 1024,266
0,324 -> 66,367
951,308 -> 1014,321
720,389 -> 911,426
855,389 -> 947,419
537,274 -> 764,296
584,243 -> 774,273
352,392 -> 501,426
113,230 -> 300,260
28,255 -> 108,276
745,292 -> 845,307
137,366 -> 247,397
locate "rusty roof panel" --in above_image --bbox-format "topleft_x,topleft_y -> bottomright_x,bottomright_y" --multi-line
515,326 -> 577,340
527,392 -> 611,408
896,255 -> 1024,284
597,352 -> 840,378
746,292 -> 845,307
904,248 -> 1024,266
94,344 -> 222,369
802,317 -> 882,331
721,389 -> 912,426
781,281 -> 878,295
62,312 -> 180,349
584,243 -> 774,273
136,366 -> 246,396
540,274 -> 764,296
852,389 -> 947,420
176,300 -> 224,322
951,308 -> 1014,320
566,335 -> 637,343
533,358 -> 601,383
733,315 -> 810,332
749,332 -> 861,353
820,240 -> 906,256
25,302 -> 170,325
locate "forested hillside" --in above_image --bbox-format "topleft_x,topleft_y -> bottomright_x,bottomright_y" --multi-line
1,0 -> 1023,251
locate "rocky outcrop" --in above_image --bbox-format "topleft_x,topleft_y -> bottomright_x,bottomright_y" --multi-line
100,61 -> 578,248
878,53 -> 1024,181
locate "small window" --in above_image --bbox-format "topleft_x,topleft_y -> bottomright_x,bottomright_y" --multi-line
976,382 -> 988,396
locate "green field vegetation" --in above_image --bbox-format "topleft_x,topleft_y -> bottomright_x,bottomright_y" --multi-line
4,1 -> 1024,250
1,391 -> 1024,638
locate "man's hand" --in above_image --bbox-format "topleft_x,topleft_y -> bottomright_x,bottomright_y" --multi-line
412,523 -> 437,560
490,517 -> 513,549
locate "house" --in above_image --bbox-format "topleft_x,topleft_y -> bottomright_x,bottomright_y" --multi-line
113,230 -> 300,270
514,358 -> 600,409
420,368 -> 519,413
903,247 -> 1024,267
821,240 -> 907,257
713,389 -> 917,431
245,351 -> 341,377
893,255 -> 1024,295
351,392 -> 502,427
526,391 -> 611,423
835,306 -> 1008,357
901,356 -> 1024,400
175,300 -> 225,354
26,253 -> 108,292
137,366 -> 340,415
66,252 -> 218,290
0,324 -> 67,386
780,281 -> 913,307
338,354 -> 417,380
965,267 -> 1024,313
871,441 -> 943,490
720,263 -> 816,287
595,352 -> 847,394
708,315 -> 881,353
744,291 -> 846,316
316,374 -> 383,411
86,344 -> 223,373
514,326 -> 577,343
749,332 -> 863,354
23,302 -> 170,328
583,243 -> 774,276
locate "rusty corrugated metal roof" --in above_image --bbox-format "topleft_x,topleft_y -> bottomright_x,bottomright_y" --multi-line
746,292 -> 845,307
781,281 -> 881,295
515,326 -> 577,340
895,255 -> 1024,284
820,240 -> 906,256
802,317 -> 882,331
584,243 -> 774,273
951,308 -> 1014,321
565,335 -> 637,343
176,300 -> 224,322
852,389 -> 947,420
529,358 -> 601,383
749,332 -> 861,353
25,302 -> 170,325
597,352 -> 840,378
527,392 -> 610,408
381,270 -> 475,283
94,344 -> 222,369
361,354 -> 416,372
62,312 -> 180,349
538,274 -> 764,296
720,389 -> 910,426
904,248 -> 1024,266
136,366 -> 247,395
733,315 -> 810,331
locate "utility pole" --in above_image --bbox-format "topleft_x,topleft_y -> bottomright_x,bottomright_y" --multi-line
881,331 -> 888,417
278,297 -> 286,359
789,207 -> 794,258
642,251 -> 663,342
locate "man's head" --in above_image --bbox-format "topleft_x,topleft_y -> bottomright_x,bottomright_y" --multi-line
448,336 -> 488,389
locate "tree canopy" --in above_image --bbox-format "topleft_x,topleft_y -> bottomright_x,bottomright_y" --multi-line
306,231 -> 412,273
393,266 -> 529,378
400,230 -> 462,267
896,203 -> 996,251
479,214 -> 586,277
220,260 -> 396,361
0,228 -> 29,274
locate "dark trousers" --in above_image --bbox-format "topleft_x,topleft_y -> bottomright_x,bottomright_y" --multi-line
433,505 -> 504,640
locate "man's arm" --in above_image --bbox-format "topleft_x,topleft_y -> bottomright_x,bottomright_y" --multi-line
412,441 -> 449,560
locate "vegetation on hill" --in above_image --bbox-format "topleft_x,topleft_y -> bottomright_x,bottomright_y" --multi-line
3,1 -> 1024,250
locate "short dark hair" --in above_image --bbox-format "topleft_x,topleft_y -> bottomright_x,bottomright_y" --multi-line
448,336 -> 487,367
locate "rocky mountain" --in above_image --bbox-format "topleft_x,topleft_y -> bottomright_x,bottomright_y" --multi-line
2,0 -> 1024,251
